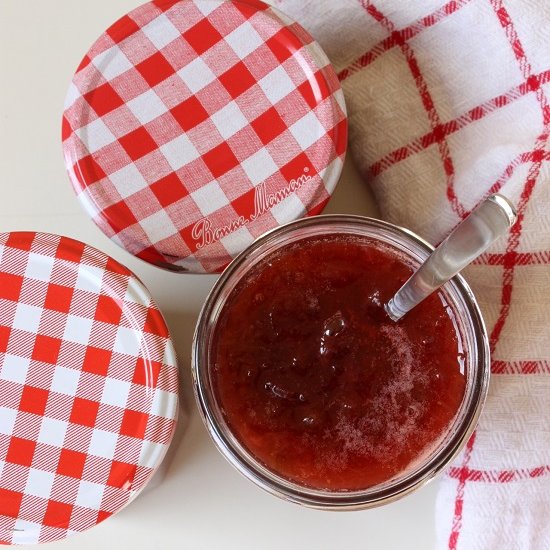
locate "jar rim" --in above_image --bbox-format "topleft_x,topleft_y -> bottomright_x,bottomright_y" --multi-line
192,215 -> 490,509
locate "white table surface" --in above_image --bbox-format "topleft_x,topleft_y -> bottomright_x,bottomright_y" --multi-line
0,1 -> 439,548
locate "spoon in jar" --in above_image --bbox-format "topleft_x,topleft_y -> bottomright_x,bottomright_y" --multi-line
384,194 -> 518,322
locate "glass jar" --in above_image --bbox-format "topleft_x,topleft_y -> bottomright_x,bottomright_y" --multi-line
192,215 -> 490,509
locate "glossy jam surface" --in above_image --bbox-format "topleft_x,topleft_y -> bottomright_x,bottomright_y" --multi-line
212,235 -> 466,491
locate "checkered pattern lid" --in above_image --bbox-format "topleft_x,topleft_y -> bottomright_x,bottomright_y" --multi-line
0,232 -> 179,545
62,0 -> 347,274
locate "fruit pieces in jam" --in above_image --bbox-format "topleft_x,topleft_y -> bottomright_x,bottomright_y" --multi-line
212,235 -> 466,490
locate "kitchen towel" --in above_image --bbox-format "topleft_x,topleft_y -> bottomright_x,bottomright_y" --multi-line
276,0 -> 550,548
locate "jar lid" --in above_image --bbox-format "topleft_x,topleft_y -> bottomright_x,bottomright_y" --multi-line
62,0 -> 347,274
0,233 -> 179,545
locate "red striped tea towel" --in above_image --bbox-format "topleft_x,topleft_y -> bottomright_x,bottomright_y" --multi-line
275,0 -> 550,548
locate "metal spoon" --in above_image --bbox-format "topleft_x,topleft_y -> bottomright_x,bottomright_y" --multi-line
384,194 -> 518,322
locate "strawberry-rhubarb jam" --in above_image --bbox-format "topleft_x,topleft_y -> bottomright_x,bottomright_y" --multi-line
212,235 -> 466,491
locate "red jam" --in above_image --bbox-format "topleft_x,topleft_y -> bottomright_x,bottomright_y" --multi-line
212,235 -> 466,491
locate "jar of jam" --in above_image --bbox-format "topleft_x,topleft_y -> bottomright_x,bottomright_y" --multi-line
192,215 -> 490,509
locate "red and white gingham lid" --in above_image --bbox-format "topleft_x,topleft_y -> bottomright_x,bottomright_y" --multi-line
0,233 -> 178,545
62,0 -> 347,274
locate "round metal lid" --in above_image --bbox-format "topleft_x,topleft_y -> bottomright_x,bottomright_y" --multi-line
0,232 -> 178,545
62,0 -> 347,274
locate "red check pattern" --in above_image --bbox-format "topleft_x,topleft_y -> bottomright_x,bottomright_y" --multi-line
62,0 -> 347,274
277,0 -> 550,548
0,233 -> 178,545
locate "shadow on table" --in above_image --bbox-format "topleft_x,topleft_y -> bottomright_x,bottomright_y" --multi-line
144,307 -> 209,490
324,152 -> 380,218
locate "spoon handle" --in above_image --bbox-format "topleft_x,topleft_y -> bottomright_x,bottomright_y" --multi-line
385,194 -> 517,322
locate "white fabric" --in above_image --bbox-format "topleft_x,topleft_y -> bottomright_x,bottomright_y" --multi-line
276,0 -> 550,548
